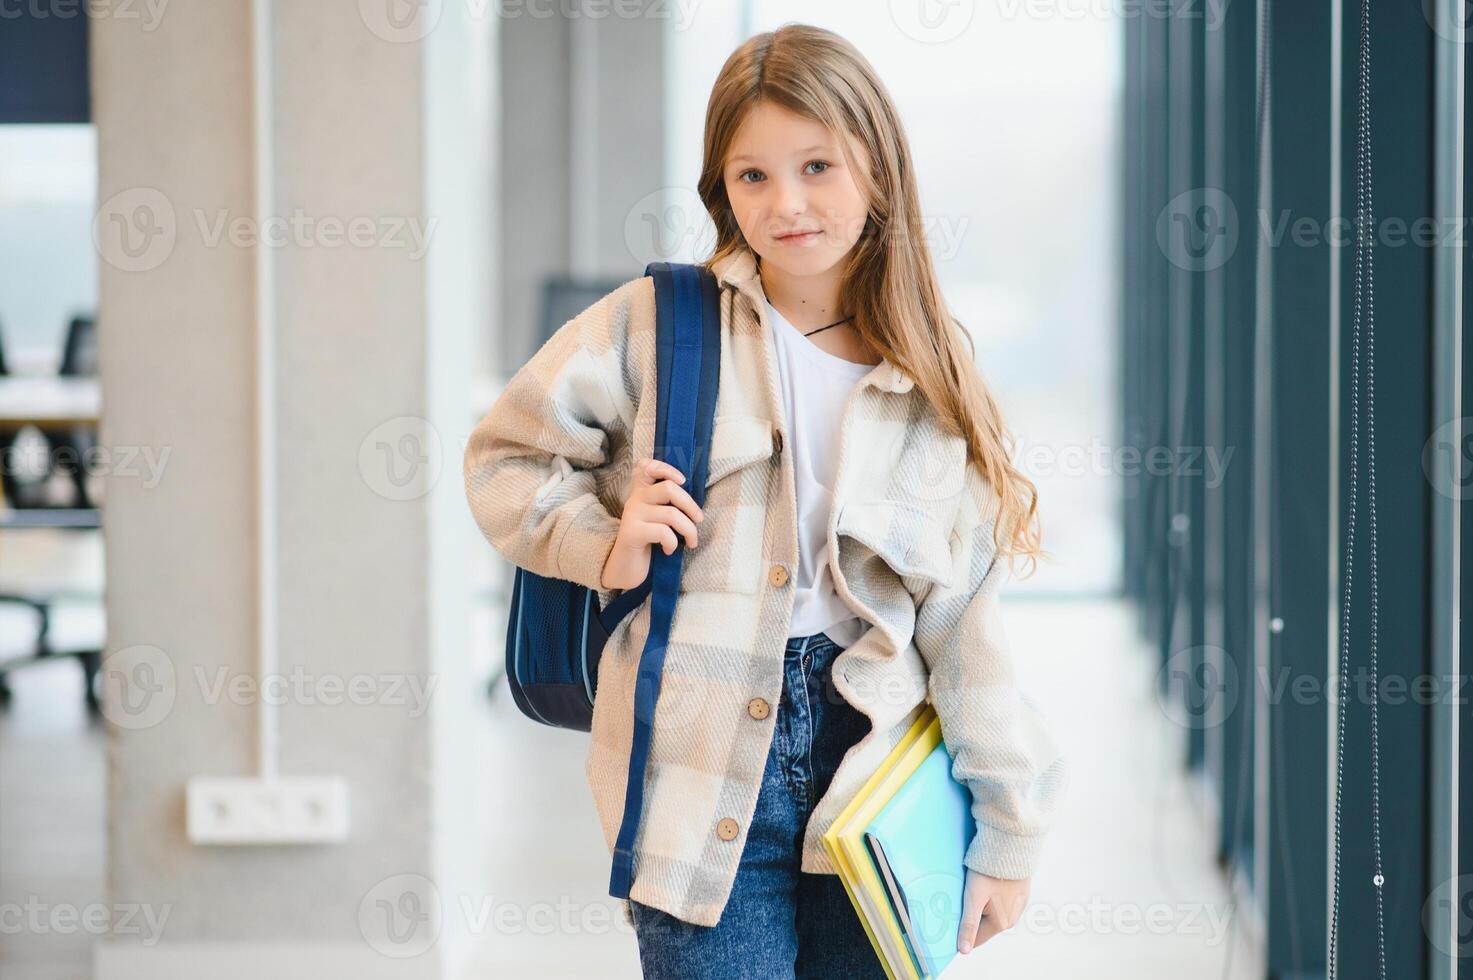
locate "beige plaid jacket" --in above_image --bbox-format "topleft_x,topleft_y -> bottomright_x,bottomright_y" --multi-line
463,245 -> 1067,928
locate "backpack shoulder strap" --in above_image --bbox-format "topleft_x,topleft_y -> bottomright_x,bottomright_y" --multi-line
596,262 -> 720,629
605,261 -> 721,899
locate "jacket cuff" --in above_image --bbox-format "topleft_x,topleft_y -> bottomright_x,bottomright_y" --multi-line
554,496 -> 623,592
963,821 -> 1048,881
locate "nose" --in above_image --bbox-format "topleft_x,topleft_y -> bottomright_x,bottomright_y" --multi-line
771,174 -> 806,218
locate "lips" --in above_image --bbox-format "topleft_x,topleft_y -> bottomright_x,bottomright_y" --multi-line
776,229 -> 820,243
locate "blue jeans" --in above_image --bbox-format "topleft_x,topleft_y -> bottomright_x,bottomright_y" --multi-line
629,630 -> 888,979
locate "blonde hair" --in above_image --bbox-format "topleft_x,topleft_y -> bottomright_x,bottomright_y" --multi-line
696,23 -> 1046,576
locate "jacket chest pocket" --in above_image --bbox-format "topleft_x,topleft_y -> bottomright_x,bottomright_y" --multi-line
832,416 -> 967,591
677,415 -> 776,594
834,498 -> 957,591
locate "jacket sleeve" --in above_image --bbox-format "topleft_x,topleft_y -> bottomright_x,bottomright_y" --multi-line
462,276 -> 646,592
910,464 -> 1068,881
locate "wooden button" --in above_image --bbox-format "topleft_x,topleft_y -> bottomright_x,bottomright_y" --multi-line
716,817 -> 740,841
747,697 -> 770,720
772,428 -> 784,454
768,564 -> 789,587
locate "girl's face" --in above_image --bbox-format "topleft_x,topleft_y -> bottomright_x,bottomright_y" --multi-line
721,101 -> 871,281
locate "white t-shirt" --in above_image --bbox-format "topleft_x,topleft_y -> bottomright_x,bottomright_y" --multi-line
765,298 -> 873,649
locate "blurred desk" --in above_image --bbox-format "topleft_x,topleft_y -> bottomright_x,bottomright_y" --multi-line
0,376 -> 100,430
0,524 -> 104,592
0,377 -> 101,517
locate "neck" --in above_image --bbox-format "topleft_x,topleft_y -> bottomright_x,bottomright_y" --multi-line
757,256 -> 846,332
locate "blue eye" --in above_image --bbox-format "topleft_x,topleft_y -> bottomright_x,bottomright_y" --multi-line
734,160 -> 831,184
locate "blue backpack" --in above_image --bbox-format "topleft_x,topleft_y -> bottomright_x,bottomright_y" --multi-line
502,261 -> 722,899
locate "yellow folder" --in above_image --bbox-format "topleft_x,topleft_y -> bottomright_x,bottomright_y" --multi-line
821,703 -> 942,980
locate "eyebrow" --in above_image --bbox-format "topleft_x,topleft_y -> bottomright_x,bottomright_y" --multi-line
727,144 -> 833,165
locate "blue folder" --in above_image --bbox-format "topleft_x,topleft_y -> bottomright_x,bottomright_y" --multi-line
863,742 -> 976,979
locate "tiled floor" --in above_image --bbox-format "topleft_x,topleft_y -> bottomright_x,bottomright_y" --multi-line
0,657 -> 106,980
0,528 -> 106,980
0,593 -> 1263,978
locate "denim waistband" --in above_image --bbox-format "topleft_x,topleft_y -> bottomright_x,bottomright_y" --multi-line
784,630 -> 842,659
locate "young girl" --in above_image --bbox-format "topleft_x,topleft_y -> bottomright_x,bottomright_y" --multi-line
464,22 -> 1066,979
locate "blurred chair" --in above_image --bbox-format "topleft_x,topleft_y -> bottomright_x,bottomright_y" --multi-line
0,317 -> 22,509
51,312 -> 99,509
60,312 -> 98,377
0,591 -> 104,711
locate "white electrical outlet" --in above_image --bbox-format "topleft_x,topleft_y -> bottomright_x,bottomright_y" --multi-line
186,776 -> 350,844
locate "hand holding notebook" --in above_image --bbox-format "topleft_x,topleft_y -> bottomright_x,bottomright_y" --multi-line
955,868 -> 1030,956
822,704 -> 1033,978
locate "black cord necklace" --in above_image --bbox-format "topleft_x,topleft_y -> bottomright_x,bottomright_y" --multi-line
755,254 -> 851,337
803,315 -> 852,337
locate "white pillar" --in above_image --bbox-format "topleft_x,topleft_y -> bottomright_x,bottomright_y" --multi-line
90,1 -> 493,975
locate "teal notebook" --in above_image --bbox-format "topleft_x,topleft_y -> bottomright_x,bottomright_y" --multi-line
862,742 -> 975,979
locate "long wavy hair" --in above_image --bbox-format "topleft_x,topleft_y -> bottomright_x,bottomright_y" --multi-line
696,23 -> 1046,576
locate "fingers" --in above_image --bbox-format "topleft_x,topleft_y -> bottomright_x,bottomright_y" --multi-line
958,880 -> 986,954
620,458 -> 702,553
972,905 -> 1006,948
644,503 -> 700,551
643,476 -> 704,523
958,896 -> 1005,953
958,879 -> 1026,954
632,459 -> 704,541
652,523 -> 680,557
635,457 -> 689,488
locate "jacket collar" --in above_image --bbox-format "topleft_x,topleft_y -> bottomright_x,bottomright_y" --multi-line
710,245 -> 916,395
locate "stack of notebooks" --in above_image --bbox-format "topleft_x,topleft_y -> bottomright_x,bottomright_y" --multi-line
821,704 -> 975,980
